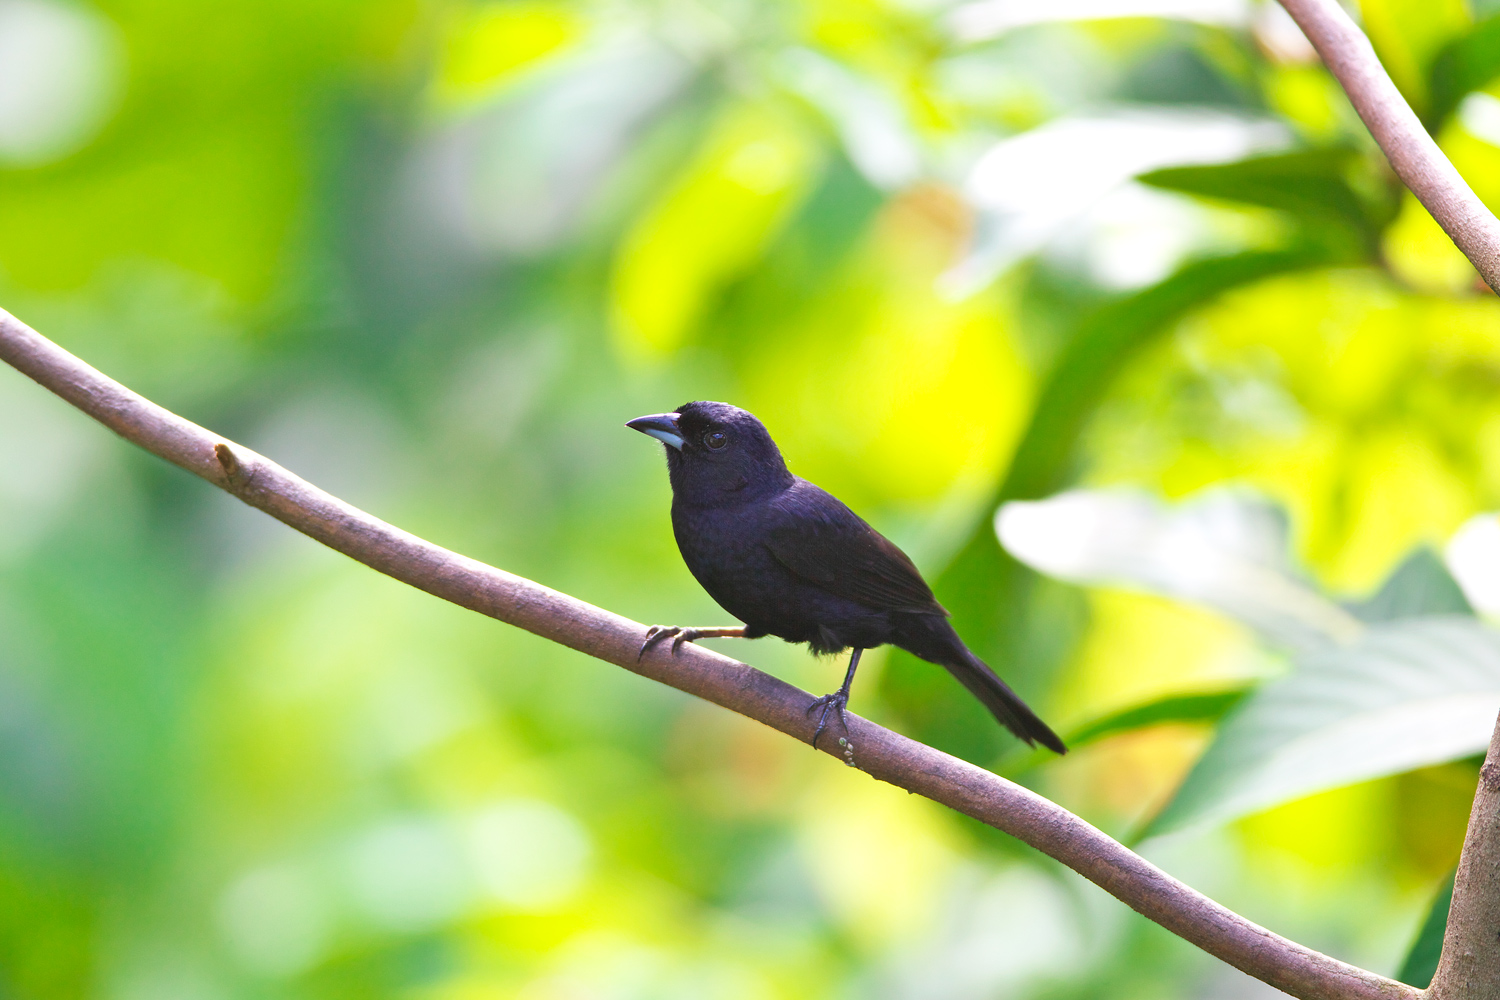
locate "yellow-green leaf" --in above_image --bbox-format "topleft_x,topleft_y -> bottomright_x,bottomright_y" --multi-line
433,2 -> 583,108
1359,0 -> 1471,112
610,104 -> 820,359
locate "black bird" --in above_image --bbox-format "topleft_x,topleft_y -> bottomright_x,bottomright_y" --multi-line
627,400 -> 1066,754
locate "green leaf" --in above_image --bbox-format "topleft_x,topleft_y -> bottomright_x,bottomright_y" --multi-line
882,249 -> 1339,761
1352,547 -> 1474,623
1429,15 -> 1500,129
997,488 -> 1361,653
1138,150 -> 1392,254
1397,869 -> 1454,988
1145,617 -> 1500,837
612,102 -> 821,358
988,250 -> 1343,506
1360,0 -> 1473,114
1065,686 -> 1254,748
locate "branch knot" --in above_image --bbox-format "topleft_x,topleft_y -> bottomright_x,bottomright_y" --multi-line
214,442 -> 242,484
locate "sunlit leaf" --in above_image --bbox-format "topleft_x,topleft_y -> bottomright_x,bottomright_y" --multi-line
1382,190 -> 1482,294
1439,96 -> 1500,211
1138,149 -> 1393,255
988,250 -> 1341,507
998,487 -> 1361,653
1429,15 -> 1500,128
1397,868 -> 1454,987
1146,617 -> 1500,837
433,3 -> 584,107
1359,0 -> 1471,113
949,112 -> 1292,292
1065,686 -> 1253,748
736,184 -> 1033,509
1351,547 -> 1474,623
610,102 -> 821,358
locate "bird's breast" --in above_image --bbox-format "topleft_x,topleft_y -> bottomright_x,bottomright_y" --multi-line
672,506 -> 772,589
670,504 -> 806,631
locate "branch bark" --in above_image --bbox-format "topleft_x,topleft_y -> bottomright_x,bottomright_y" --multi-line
1276,0 -> 1500,292
0,314 -> 1421,999
1429,714 -> 1500,1000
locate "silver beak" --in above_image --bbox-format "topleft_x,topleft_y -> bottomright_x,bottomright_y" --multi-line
626,412 -> 684,450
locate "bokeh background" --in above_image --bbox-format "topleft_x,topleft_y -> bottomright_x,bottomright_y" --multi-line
4,0 -> 1500,996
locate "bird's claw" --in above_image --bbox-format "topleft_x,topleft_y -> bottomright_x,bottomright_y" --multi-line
807,690 -> 850,749
638,625 -> 695,661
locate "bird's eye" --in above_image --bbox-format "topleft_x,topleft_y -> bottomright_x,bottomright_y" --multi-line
704,431 -> 728,450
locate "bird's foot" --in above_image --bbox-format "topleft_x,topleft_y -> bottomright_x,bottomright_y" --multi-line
806,689 -> 850,749
639,626 -> 689,660
638,625 -> 746,661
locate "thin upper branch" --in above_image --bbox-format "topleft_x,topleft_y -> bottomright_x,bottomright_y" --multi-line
1275,4 -> 1500,996
1276,0 -> 1500,292
0,310 -> 1419,999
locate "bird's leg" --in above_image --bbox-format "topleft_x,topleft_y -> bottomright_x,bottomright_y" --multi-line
807,648 -> 863,749
638,625 -> 748,660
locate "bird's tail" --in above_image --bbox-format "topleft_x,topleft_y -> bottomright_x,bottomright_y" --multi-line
945,649 -> 1067,756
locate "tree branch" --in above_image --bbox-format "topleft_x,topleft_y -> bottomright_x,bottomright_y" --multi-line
1276,0 -> 1500,293
1429,715 -> 1500,1000
1276,4 -> 1500,995
0,311 -> 1419,999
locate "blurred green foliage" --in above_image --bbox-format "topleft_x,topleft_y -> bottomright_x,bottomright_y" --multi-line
3,0 -> 1500,997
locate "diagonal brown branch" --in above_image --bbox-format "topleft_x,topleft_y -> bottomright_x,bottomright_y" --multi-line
1276,0 -> 1500,292
0,312 -> 1420,999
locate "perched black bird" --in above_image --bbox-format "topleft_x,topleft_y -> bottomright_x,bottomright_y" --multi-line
627,401 -> 1066,754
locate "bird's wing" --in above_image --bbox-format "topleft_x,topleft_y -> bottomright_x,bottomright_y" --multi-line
764,485 -> 947,615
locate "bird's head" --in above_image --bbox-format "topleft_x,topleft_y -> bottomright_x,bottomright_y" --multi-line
627,401 -> 794,504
